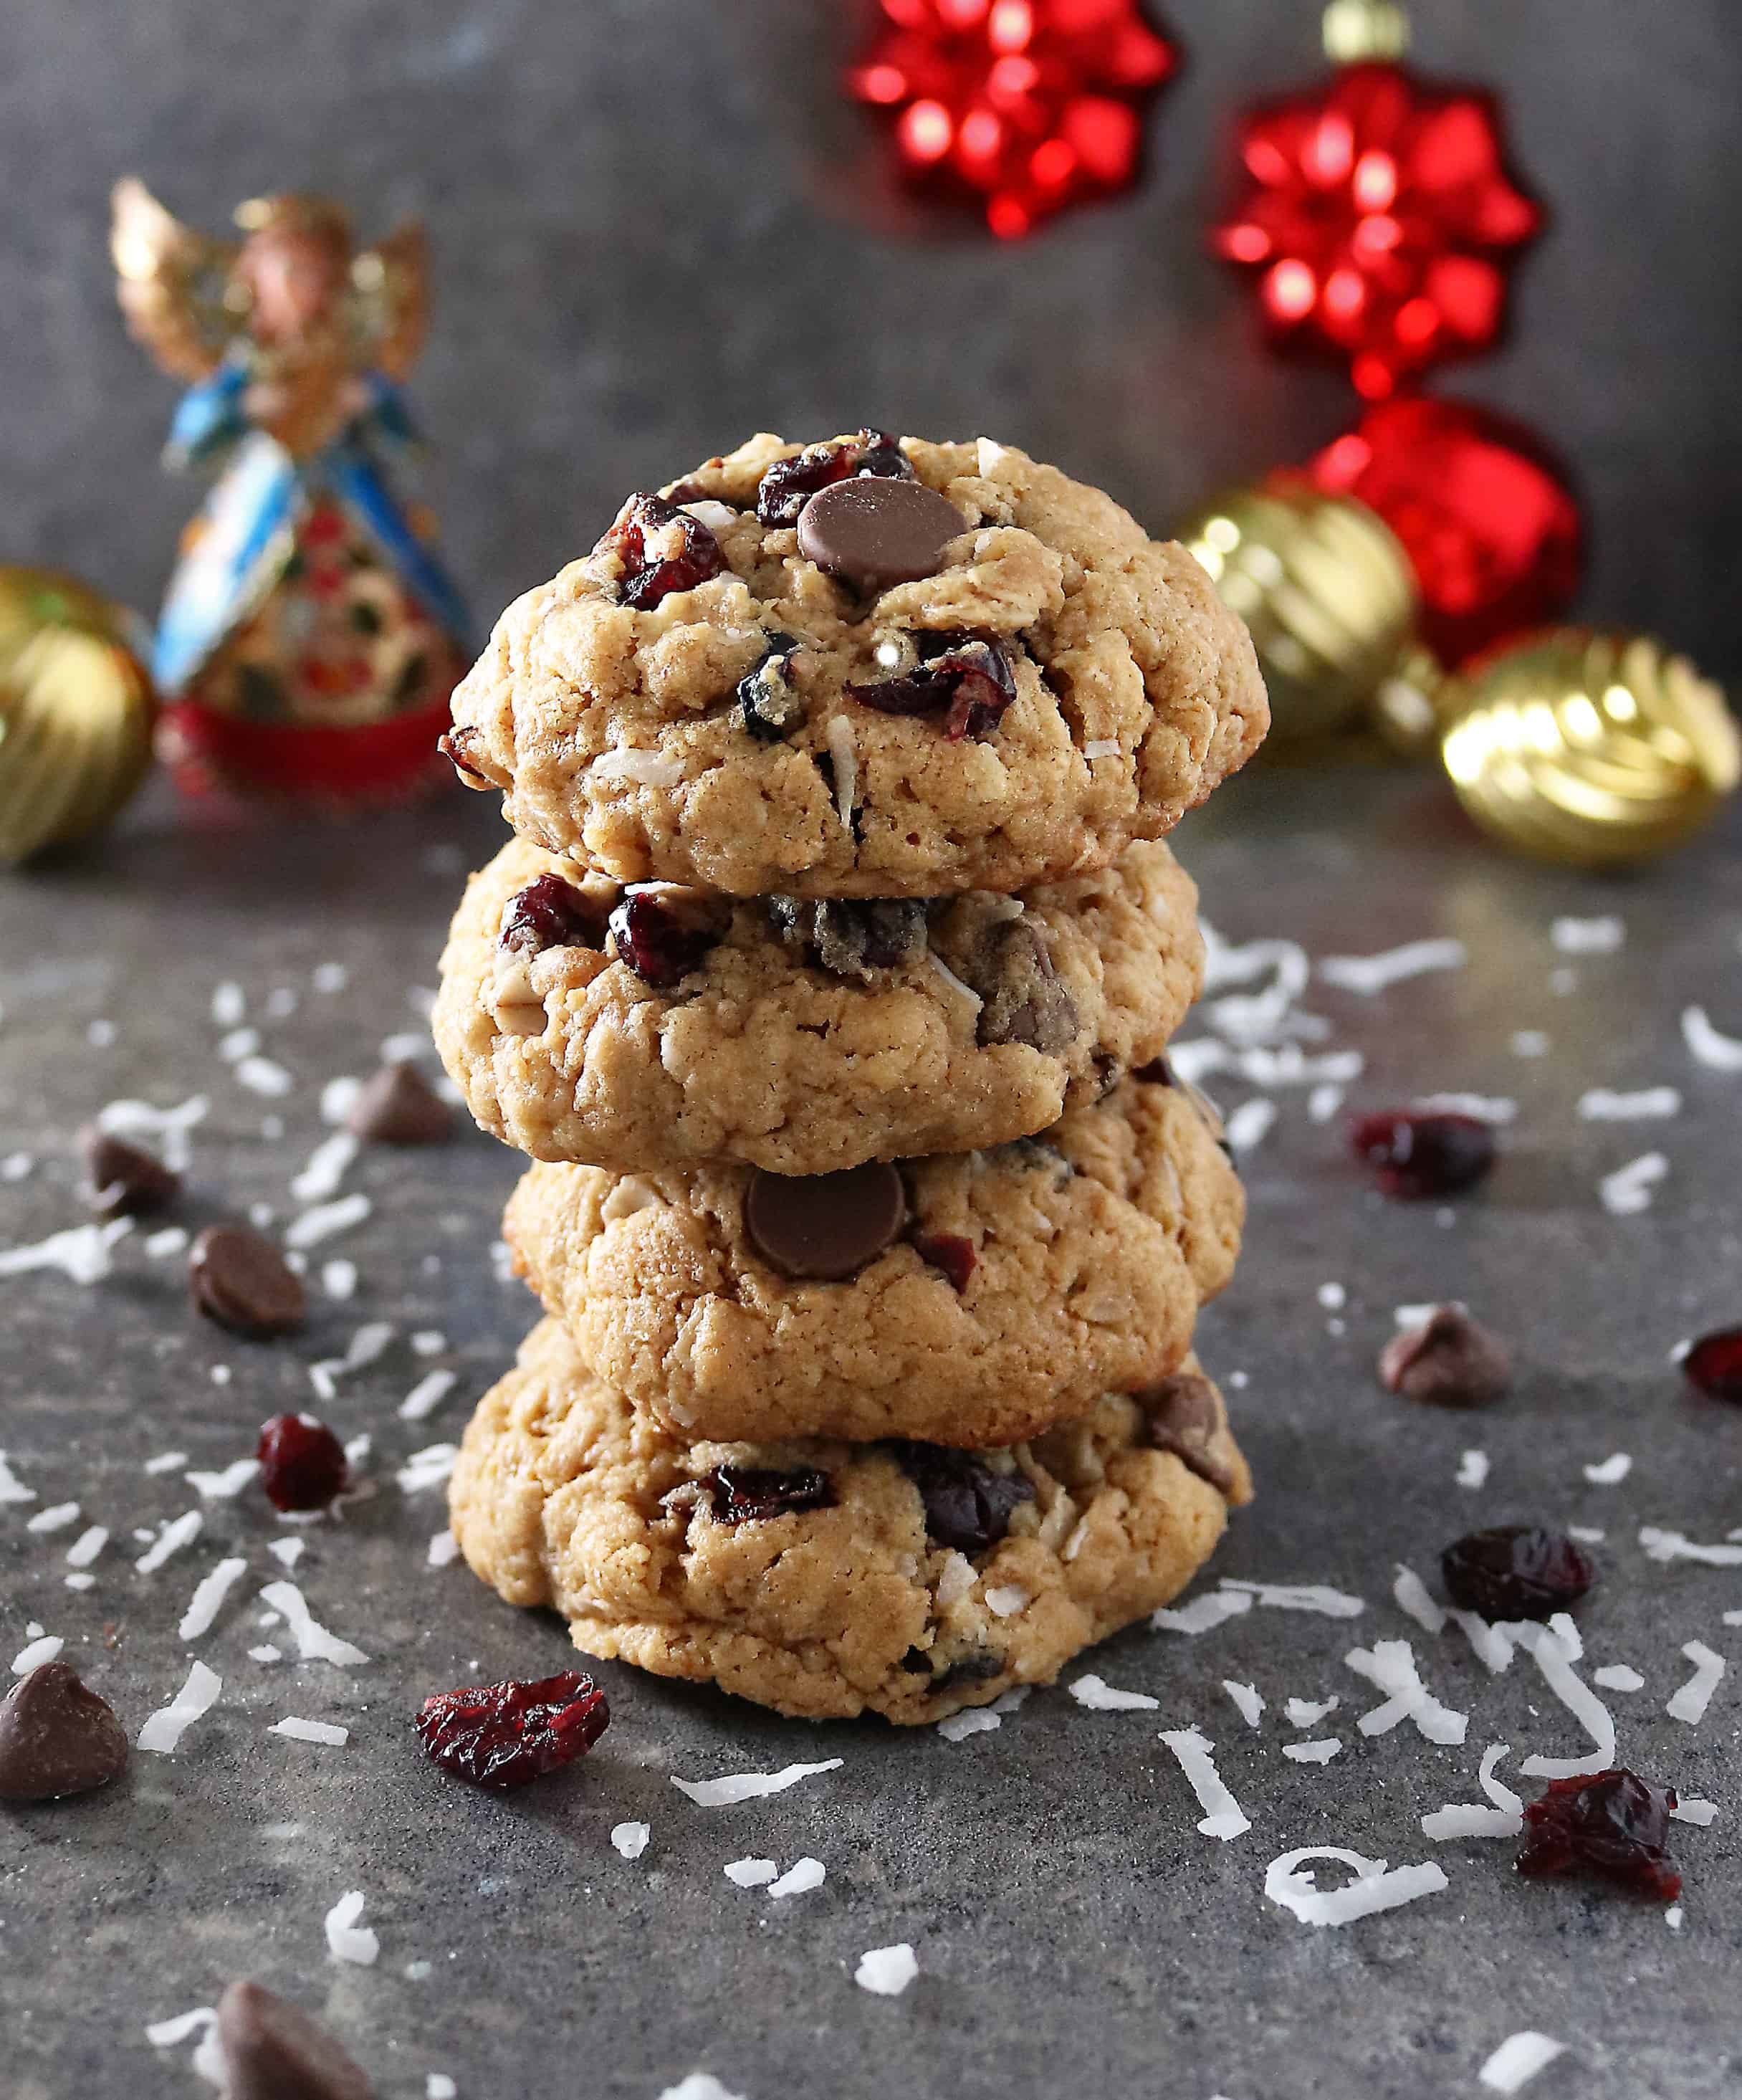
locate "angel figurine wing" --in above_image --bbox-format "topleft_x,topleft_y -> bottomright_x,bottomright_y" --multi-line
110,176 -> 241,382
353,219 -> 427,381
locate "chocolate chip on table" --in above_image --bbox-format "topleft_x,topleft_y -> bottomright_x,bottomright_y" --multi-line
189,1226 -> 307,1340
847,633 -> 1017,740
216,1978 -> 375,2100
0,1660 -> 128,1801
345,1061 -> 452,1146
892,1442 -> 1035,1555
702,1462 -> 835,1524
797,477 -> 966,593
755,429 -> 916,527
1379,1304 -> 1512,1408
1134,1373 -> 1238,1497
743,1161 -> 908,1281
969,919 -> 1078,1053
1440,1524 -> 1596,1621
499,872 -> 612,956
768,895 -> 929,980
79,1127 -> 180,1217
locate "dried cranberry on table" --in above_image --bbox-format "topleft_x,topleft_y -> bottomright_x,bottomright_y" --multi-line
415,1670 -> 609,1789
755,429 -> 916,527
499,873 -> 611,956
847,634 -> 1017,741
702,1463 -> 835,1524
608,888 -> 722,988
257,1413 -> 349,1512
1516,1770 -> 1682,1900
893,1442 -> 1034,1554
600,492 -> 725,609
1349,1109 -> 1495,1198
1682,1327 -> 1742,1403
1379,1305 -> 1512,1408
1440,1524 -> 1596,1621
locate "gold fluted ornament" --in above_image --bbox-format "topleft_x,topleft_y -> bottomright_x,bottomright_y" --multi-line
0,568 -> 157,864
1440,628 -> 1738,868
1179,477 -> 1419,745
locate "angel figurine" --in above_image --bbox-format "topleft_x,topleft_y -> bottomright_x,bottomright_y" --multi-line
110,178 -> 473,799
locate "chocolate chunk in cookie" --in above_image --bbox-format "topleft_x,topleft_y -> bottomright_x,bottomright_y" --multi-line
892,1442 -> 1035,1554
1135,1372 -> 1237,1497
767,895 -> 929,980
744,1161 -> 908,1281
737,632 -> 808,741
797,477 -> 965,593
969,918 -> 1078,1052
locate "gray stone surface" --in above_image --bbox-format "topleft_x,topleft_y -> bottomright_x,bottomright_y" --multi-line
3,769 -> 1741,2099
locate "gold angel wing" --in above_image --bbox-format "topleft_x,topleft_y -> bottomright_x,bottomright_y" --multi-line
110,176 -> 241,382
353,219 -> 427,380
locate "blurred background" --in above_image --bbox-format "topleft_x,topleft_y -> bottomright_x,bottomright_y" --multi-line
3,0 -> 1738,678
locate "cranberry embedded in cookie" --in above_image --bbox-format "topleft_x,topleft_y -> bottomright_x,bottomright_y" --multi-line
846,632 -> 1017,741
600,492 -> 726,608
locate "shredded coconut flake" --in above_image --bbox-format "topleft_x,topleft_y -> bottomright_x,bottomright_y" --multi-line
64,1524 -> 107,1568
320,1075 -> 364,1125
1682,1004 -> 1742,1072
1579,1087 -> 1680,1122
0,1451 -> 35,1504
1152,1590 -> 1253,1636
1478,2032 -> 1566,2094
825,714 -> 858,827
399,1369 -> 458,1423
591,746 -> 685,787
768,1856 -> 825,1898
179,1557 -> 248,1642
926,953 -> 982,1013
258,1580 -> 370,1666
138,1660 -> 221,1753
1265,1846 -> 1448,1927
855,1944 -> 918,1997
0,1216 -> 131,1284
1640,1525 -> 1742,1567
1346,1639 -> 1467,1744
1667,1640 -> 1726,1724
1083,737 -> 1121,760
1224,1098 -> 1277,1154
1222,1680 -> 1264,1727
1284,1739 -> 1343,1765
1160,1726 -> 1249,1841
27,1501 -> 80,1535
936,1707 -> 1002,1742
272,1717 -> 349,1745
724,1857 -> 777,1888
1592,1663 -> 1644,1692
1599,1151 -> 1667,1216
1392,1565 -> 1446,1633
1513,1625 -> 1615,1777
137,1509 -> 204,1572
1318,938 -> 1466,995
291,1132 -> 358,1204
1285,1695 -> 1339,1728
983,1583 -> 1027,1618
612,1820 -> 651,1859
99,1093 -> 207,1170
1670,1796 -> 1718,1826
146,2005 -> 217,2048
235,1054 -> 293,1098
427,1528 -> 461,1569
186,1459 -> 259,1500
1581,1452 -> 1632,1484
657,2079 -> 746,2100
671,1759 -> 843,1807
267,1537 -> 305,1570
1069,1674 -> 1159,1712
1458,1450 -> 1490,1489
325,1889 -> 380,1966
396,1443 -> 459,1495
11,1633 -> 64,1673
1223,1580 -> 1365,1618
1413,1091 -> 1516,1123
286,1193 -> 372,1249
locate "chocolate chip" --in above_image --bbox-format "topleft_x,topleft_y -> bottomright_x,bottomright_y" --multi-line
0,1660 -> 128,1801
737,633 -> 807,742
931,1650 -> 1008,1691
1379,1305 -> 1512,1408
768,896 -> 929,980
743,1161 -> 908,1281
1135,1373 -> 1237,1497
189,1226 -> 307,1340
79,1127 -> 180,1217
797,477 -> 966,593
703,1463 -> 835,1524
968,920 -> 1079,1053
216,1979 -> 374,2100
893,1442 -> 1035,1554
345,1062 -> 452,1146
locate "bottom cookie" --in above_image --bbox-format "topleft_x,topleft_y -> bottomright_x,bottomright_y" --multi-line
449,1318 -> 1252,1725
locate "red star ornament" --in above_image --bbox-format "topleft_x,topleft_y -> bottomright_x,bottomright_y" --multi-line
846,0 -> 1179,240
1215,59 -> 1541,398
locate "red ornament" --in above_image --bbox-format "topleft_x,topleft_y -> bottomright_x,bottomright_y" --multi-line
846,0 -> 1179,241
1312,396 -> 1584,664
1215,59 -> 1541,398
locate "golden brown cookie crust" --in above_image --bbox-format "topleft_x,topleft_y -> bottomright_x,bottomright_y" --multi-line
445,434 -> 1268,897
449,1317 -> 1251,1724
501,1077 -> 1243,1447
432,833 -> 1204,1173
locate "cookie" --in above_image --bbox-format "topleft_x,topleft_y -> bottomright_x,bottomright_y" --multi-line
442,432 -> 1267,897
449,1317 -> 1251,1724
500,1074 -> 1243,1447
432,831 -> 1204,1173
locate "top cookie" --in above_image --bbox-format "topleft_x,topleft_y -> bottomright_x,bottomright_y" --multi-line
444,432 -> 1268,897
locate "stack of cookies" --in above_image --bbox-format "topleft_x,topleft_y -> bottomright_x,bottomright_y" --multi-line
433,431 -> 1268,1724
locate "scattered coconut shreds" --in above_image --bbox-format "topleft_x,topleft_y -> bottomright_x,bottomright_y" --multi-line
855,1944 -> 918,1998
291,1132 -> 359,1204
309,1319 -> 397,1399
1579,1086 -> 1681,1122
427,1529 -> 461,1570
1665,1906 -> 1685,1931
178,1557 -> 248,1642
1682,1005 -> 1742,1072
99,1093 -> 207,1170
1264,1846 -> 1449,1929
272,1717 -> 350,1746
143,1450 -> 187,1476
146,2005 -> 218,2056
312,963 -> 349,995
1671,1797 -> 1719,1827
1083,738 -> 1120,760
1666,1641 -> 1726,1724
1511,1625 -> 1616,1778
1070,1674 -> 1160,1712
396,1444 -> 459,1495
257,1581 -> 370,1666
1222,1580 -> 1365,1619
427,2078 -> 457,2100
325,1889 -> 380,1966
0,1151 -> 32,1181
825,713 -> 858,828
411,1330 -> 446,1357
322,1258 -> 358,1301
926,953 -> 983,1014
11,1634 -> 64,1674
186,1459 -> 260,1500
1422,1744 -> 1524,1841
1551,914 -> 1623,955
671,1760 -> 843,1807
399,1369 -> 458,1423
1450,1610 -> 1515,1674
145,1226 -> 190,1258
1413,1092 -> 1517,1124
320,1075 -> 365,1126
1640,1525 -> 1742,1567
27,1501 -> 80,1535
1546,1613 -> 1583,1661
1392,1565 -> 1446,1634
1222,1097 -> 1278,1154
1345,1639 -> 1467,1745
138,1661 -> 222,1754
1159,1727 -> 1250,1841
937,1707 -> 1002,1742
137,1509 -> 204,1573
1599,1150 -> 1667,1216
612,1821 -> 651,1861
1308,1082 -> 1344,1122
0,1451 -> 36,1504
235,1054 -> 294,1099
1458,1450 -> 1490,1489
724,1858 -> 777,1889
1592,1664 -> 1645,1692
285,1193 -> 373,1250
267,1537 -> 305,1570
0,1216 -> 131,1284
658,2079 -> 747,2100
1478,2031 -> 1568,2094
1582,1453 -> 1632,1485
219,1026 -> 261,1064
1153,1590 -> 1253,1636
1285,1696 -> 1339,1729
1317,938 -> 1466,996
64,1524 -> 107,1569
1283,1739 -> 1343,1765
211,981 -> 246,1027
1222,1681 -> 1264,1727
769,1857 -> 826,1899
251,1645 -> 283,1663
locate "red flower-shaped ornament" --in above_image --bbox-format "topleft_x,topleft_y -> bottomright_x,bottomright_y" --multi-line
1215,61 -> 1541,398
846,0 -> 1179,240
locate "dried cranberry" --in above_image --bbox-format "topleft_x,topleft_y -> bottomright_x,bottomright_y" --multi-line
910,1231 -> 976,1292
256,1413 -> 348,1512
1349,1110 -> 1495,1199
499,873 -> 611,956
608,889 -> 721,988
1683,1327 -> 1742,1403
848,634 -> 1017,742
601,492 -> 726,609
892,1442 -> 1034,1554
1440,1525 -> 1596,1621
737,632 -> 806,742
1516,1770 -> 1681,1900
415,1669 -> 609,1790
755,429 -> 916,527
702,1463 -> 834,1524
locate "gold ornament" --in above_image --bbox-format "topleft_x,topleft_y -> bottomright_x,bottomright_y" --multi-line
0,568 -> 157,864
1179,478 -> 1420,745
1322,0 -> 1410,64
1440,628 -> 1738,868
